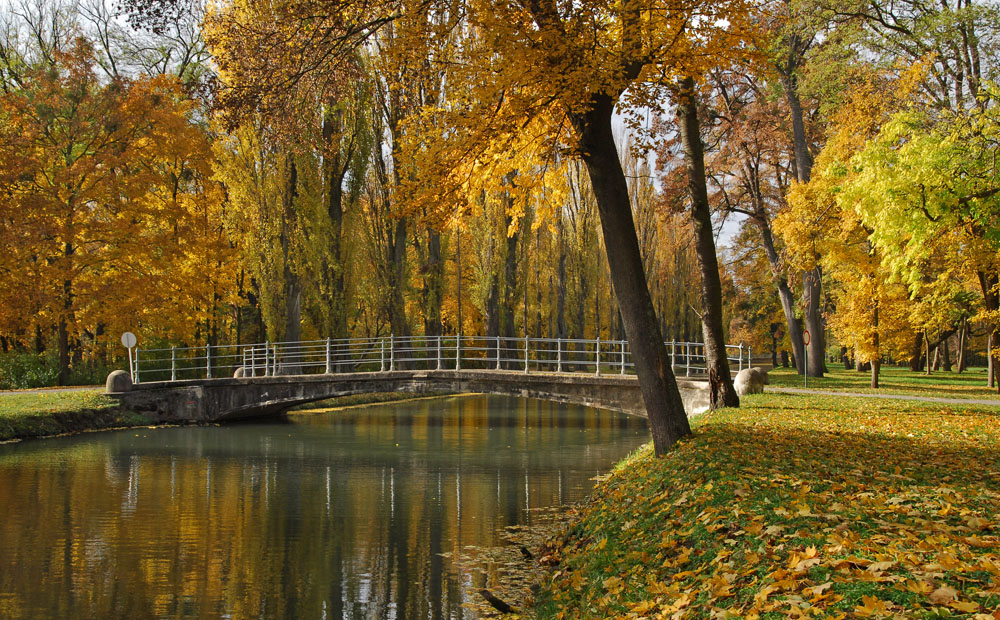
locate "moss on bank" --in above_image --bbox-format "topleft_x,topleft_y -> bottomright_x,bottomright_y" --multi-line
0,390 -> 151,441
534,393 -> 1000,619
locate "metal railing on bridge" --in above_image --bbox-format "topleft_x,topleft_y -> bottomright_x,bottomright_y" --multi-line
130,335 -> 751,384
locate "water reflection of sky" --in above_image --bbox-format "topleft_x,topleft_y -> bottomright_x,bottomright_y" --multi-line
0,395 -> 647,620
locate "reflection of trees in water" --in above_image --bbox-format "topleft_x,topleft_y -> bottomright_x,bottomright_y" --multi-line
0,396 -> 645,619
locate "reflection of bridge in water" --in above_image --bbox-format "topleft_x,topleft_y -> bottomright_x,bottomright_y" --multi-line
108,336 -> 752,423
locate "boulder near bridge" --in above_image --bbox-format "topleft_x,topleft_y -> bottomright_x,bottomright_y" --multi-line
107,335 -> 753,423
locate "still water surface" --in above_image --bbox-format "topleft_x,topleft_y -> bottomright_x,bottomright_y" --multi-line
0,394 -> 647,619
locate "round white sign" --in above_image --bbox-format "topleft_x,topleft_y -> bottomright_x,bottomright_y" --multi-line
121,332 -> 137,349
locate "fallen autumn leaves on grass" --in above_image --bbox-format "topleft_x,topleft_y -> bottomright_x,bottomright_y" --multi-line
533,393 -> 1000,620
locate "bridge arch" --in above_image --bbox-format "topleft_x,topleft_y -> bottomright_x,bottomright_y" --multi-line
109,370 -> 710,424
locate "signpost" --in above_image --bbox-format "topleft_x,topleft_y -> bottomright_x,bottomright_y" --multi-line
122,332 -> 137,382
802,329 -> 811,388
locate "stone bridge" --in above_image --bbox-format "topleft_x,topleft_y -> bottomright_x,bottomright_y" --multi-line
106,369 -> 710,424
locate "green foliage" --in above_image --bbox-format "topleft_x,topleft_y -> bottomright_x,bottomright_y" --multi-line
0,353 -> 59,389
0,352 -> 115,390
843,96 -> 1000,292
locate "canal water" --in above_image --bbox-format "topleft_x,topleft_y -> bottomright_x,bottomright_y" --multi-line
0,394 -> 647,619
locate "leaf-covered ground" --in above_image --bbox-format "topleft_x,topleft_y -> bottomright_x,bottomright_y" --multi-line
535,393 -> 1000,619
767,366 -> 1000,400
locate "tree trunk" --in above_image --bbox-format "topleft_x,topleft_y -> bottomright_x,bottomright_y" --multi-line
58,266 -> 73,386
751,211 -> 804,374
388,218 -> 410,338
942,336 -> 952,371
803,267 -> 825,377
782,74 -> 814,183
782,72 -> 826,378
556,213 -> 568,366
676,77 -> 739,409
571,93 -> 691,454
281,158 -> 302,374
423,229 -> 444,338
456,225 -> 463,335
323,108 -> 349,344
990,332 -> 994,387
957,317 -> 967,373
979,271 -> 999,389
771,326 -> 779,367
924,331 -> 931,375
502,210 -> 520,368
909,332 -> 924,371
534,227 -> 543,338
871,304 -> 879,389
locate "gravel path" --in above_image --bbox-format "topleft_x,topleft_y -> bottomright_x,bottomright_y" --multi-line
767,386 -> 1000,407
0,386 -> 102,396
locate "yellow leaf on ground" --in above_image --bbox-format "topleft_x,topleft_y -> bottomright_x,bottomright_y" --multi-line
950,600 -> 980,613
854,595 -> 892,617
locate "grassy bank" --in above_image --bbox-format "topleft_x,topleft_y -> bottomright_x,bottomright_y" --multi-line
0,389 -> 453,442
768,365 -> 999,400
535,392 -> 1000,619
0,389 -> 151,441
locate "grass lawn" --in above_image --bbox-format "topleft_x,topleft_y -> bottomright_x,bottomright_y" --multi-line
535,392 -> 1000,619
0,389 -> 148,441
767,364 -> 1000,400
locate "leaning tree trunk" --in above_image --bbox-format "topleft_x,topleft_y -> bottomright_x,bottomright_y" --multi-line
572,93 -> 691,455
754,218 -> 805,374
676,77 -> 739,409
